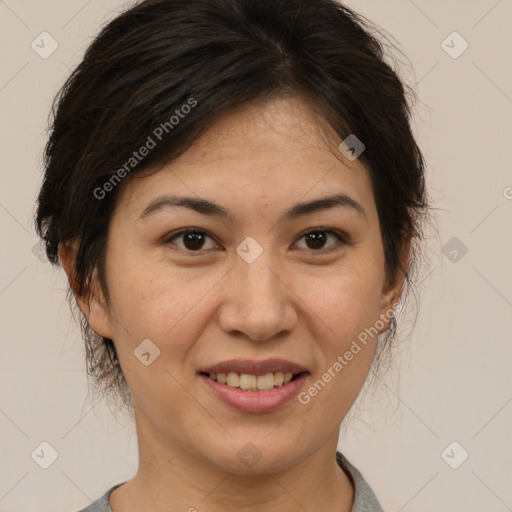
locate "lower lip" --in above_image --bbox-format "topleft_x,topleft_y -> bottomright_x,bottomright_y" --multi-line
199,373 -> 309,413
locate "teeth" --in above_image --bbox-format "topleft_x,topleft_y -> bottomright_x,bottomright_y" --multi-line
240,373 -> 257,390
226,372 -> 239,387
215,372 -> 227,384
207,371 -> 296,390
256,373 -> 274,390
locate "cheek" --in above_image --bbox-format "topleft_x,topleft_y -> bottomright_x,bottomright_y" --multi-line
105,255 -> 221,363
103,261 -> 208,419
298,262 -> 383,385
295,273 -> 383,417
301,261 -> 384,344
106,242 -> 384,352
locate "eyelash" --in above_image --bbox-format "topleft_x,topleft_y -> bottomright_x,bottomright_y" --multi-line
163,227 -> 350,254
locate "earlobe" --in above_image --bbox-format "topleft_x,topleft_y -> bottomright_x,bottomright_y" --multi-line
379,275 -> 405,329
378,238 -> 411,333
377,283 -> 401,334
58,241 -> 114,339
86,294 -> 115,339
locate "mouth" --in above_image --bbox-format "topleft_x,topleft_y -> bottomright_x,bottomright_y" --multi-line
197,357 -> 310,391
197,358 -> 310,413
199,370 -> 308,391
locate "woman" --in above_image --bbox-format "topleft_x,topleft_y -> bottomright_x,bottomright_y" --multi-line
35,0 -> 430,510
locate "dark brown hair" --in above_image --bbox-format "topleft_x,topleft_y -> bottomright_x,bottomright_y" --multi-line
35,0 -> 431,409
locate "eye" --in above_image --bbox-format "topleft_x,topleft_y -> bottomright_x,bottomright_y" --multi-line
164,228 -> 219,252
294,228 -> 348,252
164,227 -> 349,254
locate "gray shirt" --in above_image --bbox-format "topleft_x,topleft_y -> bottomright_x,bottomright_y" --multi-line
75,451 -> 385,511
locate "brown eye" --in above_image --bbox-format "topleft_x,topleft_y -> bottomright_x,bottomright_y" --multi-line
164,227 -> 348,254
295,229 -> 348,252
165,229 -> 218,252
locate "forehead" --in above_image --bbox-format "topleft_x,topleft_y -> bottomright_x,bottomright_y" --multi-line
115,95 -> 374,222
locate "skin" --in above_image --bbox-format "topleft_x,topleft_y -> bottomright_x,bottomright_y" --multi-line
60,94 -> 408,512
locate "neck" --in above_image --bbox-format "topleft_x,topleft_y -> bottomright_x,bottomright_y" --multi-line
110,409 -> 354,512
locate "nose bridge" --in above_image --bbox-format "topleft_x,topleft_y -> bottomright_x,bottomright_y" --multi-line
237,238 -> 283,312
241,251 -> 279,302
220,236 -> 296,340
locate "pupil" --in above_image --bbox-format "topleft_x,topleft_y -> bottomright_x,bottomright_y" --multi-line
306,231 -> 326,250
182,231 -> 327,251
184,232 -> 204,250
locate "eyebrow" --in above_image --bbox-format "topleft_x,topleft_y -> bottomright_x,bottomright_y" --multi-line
137,193 -> 367,222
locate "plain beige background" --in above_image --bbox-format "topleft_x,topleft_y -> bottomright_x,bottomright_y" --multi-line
1,1 -> 511,511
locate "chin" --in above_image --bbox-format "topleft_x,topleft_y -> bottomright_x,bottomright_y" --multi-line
199,440 -> 300,475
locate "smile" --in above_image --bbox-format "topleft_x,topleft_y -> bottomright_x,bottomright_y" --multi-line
202,371 -> 302,391
199,371 -> 309,413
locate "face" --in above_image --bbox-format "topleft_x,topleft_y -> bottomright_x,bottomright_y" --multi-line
71,95 -> 404,474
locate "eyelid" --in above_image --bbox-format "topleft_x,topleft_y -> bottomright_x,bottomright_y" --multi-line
297,227 -> 350,244
294,227 -> 350,254
163,228 -> 221,251
163,227 -> 350,252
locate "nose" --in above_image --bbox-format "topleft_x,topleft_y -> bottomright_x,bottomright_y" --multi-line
217,249 -> 298,342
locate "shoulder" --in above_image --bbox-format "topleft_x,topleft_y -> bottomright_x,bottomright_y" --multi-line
336,451 -> 387,512
72,483 -> 125,512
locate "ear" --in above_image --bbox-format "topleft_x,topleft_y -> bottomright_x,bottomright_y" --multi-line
377,237 -> 411,333
58,240 -> 114,340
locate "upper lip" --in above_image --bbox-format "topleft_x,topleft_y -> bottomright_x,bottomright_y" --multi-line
199,358 -> 309,377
